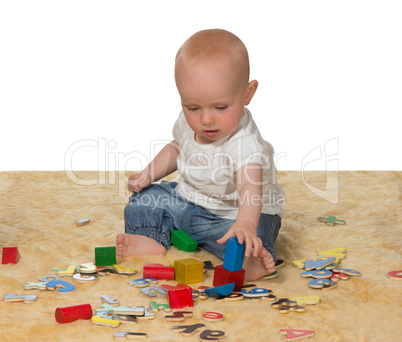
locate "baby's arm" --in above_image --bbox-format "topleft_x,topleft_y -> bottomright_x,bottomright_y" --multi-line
127,140 -> 179,192
216,163 -> 263,257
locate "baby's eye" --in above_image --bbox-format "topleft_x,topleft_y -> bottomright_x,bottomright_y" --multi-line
187,107 -> 199,111
216,106 -> 228,111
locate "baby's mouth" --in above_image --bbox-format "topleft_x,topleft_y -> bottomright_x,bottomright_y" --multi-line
203,130 -> 219,137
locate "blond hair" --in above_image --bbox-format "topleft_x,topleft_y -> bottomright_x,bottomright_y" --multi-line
175,29 -> 250,84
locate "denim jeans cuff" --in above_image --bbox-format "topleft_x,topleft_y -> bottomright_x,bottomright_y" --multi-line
262,242 -> 277,264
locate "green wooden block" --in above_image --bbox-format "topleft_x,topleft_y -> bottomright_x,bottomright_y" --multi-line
317,216 -> 345,226
171,230 -> 198,252
95,246 -> 116,266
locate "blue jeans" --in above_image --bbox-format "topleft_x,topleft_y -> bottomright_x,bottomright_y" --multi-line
124,181 -> 282,262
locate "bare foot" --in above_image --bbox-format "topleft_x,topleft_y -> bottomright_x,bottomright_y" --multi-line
116,233 -> 166,258
243,248 -> 276,281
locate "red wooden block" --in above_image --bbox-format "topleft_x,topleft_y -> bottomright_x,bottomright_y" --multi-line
213,264 -> 245,287
2,247 -> 20,264
55,303 -> 93,323
143,263 -> 174,280
162,283 -> 193,309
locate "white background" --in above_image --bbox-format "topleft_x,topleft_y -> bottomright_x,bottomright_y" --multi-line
1,1 -> 401,171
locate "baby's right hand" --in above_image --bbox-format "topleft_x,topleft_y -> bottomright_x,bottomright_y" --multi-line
127,172 -> 151,193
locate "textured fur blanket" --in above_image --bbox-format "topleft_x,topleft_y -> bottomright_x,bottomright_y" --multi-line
0,171 -> 401,341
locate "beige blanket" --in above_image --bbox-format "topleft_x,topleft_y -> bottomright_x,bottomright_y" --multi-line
0,171 -> 401,341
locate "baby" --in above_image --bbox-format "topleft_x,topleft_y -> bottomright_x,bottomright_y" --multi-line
116,29 -> 285,281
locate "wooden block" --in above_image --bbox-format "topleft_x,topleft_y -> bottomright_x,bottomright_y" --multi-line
262,271 -> 279,280
76,218 -> 90,226
195,286 -> 210,300
3,293 -> 38,303
113,264 -> 137,275
95,246 -> 117,266
98,267 -> 118,275
192,289 -> 207,301
318,248 -> 346,259
53,265 -> 76,277
279,305 -> 305,314
301,269 -> 332,279
164,310 -> 193,322
38,275 -> 61,282
129,278 -> 158,287
174,258 -> 204,284
292,260 -> 306,269
215,293 -> 244,302
171,323 -> 206,336
233,284 -> 256,291
331,268 -> 361,276
317,216 -> 345,225
140,286 -> 168,298
308,279 -> 338,290
271,298 -> 297,309
101,295 -> 119,305
2,247 -> 20,264
280,329 -> 315,341
213,264 -> 245,287
24,282 -> 47,290
289,296 -> 321,305
91,314 -> 120,328
112,306 -> 145,316
46,280 -> 75,293
202,312 -> 224,322
304,257 -> 336,270
164,284 -> 194,309
112,314 -> 137,324
149,301 -> 171,312
324,257 -> 341,270
204,283 -> 235,298
223,237 -> 245,272
113,332 -> 147,339
143,263 -> 174,280
96,304 -> 130,314
388,270 -> 402,280
73,274 -> 98,282
79,263 -> 98,274
135,306 -> 156,320
330,272 -> 349,281
55,303 -> 93,323
241,288 -> 272,298
171,230 -> 198,252
199,329 -> 225,341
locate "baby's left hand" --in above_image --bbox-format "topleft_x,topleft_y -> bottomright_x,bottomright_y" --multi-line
216,220 -> 262,258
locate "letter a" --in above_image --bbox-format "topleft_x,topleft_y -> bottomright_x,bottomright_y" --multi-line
280,329 -> 315,341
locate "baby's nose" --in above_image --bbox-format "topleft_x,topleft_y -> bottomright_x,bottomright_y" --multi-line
201,110 -> 215,125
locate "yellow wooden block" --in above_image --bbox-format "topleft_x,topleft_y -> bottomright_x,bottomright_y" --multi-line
292,260 -> 306,268
92,315 -> 120,327
318,248 -> 346,259
289,296 -> 321,305
53,265 -> 76,277
113,264 -> 137,275
174,258 -> 204,284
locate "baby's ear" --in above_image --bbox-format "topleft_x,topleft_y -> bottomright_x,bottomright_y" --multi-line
244,80 -> 258,105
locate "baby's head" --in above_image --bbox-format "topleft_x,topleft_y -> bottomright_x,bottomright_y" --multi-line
175,29 -> 258,144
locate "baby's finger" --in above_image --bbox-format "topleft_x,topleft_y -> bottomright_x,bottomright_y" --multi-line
243,235 -> 254,257
217,231 -> 232,244
253,237 -> 263,257
236,231 -> 246,245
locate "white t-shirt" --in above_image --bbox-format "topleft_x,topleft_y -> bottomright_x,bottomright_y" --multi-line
172,107 -> 285,219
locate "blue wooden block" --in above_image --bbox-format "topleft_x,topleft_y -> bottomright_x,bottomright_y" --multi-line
223,237 -> 245,272
204,283 -> 235,297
